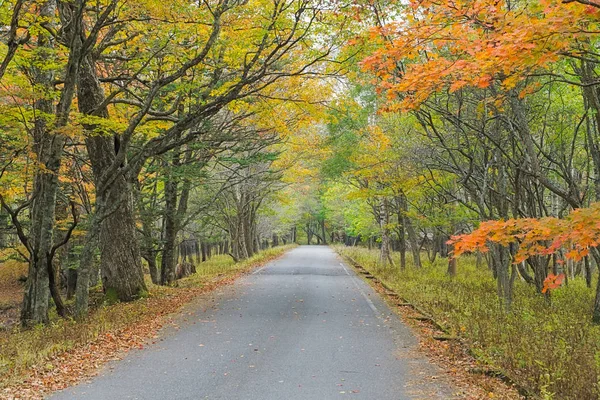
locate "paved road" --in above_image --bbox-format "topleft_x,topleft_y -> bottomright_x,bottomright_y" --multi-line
51,246 -> 456,400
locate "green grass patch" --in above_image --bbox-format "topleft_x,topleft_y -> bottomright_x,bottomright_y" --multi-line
335,245 -> 600,400
179,245 -> 296,287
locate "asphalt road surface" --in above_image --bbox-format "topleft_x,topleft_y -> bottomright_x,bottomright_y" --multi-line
51,246 -> 457,400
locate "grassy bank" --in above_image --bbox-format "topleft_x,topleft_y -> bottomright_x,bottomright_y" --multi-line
335,245 -> 600,400
0,244 -> 295,398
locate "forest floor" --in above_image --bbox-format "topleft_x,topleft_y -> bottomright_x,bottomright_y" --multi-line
335,245 -> 600,400
0,245 -> 296,399
0,259 -> 27,331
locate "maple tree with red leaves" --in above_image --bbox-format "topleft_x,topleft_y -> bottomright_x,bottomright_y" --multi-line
362,0 -> 600,110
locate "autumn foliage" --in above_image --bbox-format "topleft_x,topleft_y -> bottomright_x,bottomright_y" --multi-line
450,202 -> 600,265
361,0 -> 600,109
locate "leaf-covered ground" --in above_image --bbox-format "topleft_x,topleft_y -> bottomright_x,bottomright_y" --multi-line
0,259 -> 27,331
0,245 -> 295,400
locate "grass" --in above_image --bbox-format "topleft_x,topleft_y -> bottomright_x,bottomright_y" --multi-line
335,245 -> 600,400
179,247 -> 290,287
0,244 -> 296,394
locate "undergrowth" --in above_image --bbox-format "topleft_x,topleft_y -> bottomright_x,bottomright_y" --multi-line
335,245 -> 600,400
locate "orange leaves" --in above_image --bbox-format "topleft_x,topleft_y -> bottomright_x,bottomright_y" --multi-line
542,273 -> 565,294
450,203 -> 600,266
476,75 -> 492,89
359,0 -> 596,109
450,80 -> 469,92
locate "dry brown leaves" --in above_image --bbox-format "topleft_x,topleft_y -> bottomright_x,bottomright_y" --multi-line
1,264 -> 262,400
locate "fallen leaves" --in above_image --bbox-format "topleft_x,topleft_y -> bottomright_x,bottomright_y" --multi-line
1,248 -> 293,399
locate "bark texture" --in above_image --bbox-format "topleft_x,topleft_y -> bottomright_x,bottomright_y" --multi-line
78,55 -> 146,301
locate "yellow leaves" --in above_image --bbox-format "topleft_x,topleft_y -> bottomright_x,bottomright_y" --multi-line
76,114 -> 127,137
346,186 -> 374,201
209,80 -> 240,99
53,124 -> 84,139
366,125 -> 391,151
123,0 -> 198,22
0,185 -> 25,202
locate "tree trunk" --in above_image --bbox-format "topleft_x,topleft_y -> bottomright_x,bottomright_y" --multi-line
47,256 -> 67,317
136,179 -> 160,285
201,242 -> 208,262
78,54 -> 147,301
142,247 -> 159,285
490,243 -> 513,310
378,197 -> 395,267
75,222 -> 99,319
160,156 -> 179,285
589,248 -> 600,323
584,256 -> 592,288
161,152 -> 193,284
66,268 -> 77,300
21,0 -> 64,326
98,185 -> 146,300
447,257 -> 457,277
405,213 -> 421,268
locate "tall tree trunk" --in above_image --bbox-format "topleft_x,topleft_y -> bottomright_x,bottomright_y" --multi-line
584,256 -> 592,288
243,211 -> 254,258
160,155 -> 179,285
161,146 -> 194,284
135,177 -> 160,285
590,248 -> 600,324
75,215 -> 100,319
447,257 -> 457,277
97,181 -> 146,300
66,267 -> 77,300
401,192 -> 421,268
21,0 -> 81,325
78,56 -> 146,301
490,243 -> 514,310
223,240 -> 230,255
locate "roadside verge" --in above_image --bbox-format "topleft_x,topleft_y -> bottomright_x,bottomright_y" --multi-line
334,246 -> 524,400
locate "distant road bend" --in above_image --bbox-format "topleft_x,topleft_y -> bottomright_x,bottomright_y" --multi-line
52,246 -> 456,400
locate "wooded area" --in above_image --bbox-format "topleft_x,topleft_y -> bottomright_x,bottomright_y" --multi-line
0,0 -> 350,327
2,0 -> 600,398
